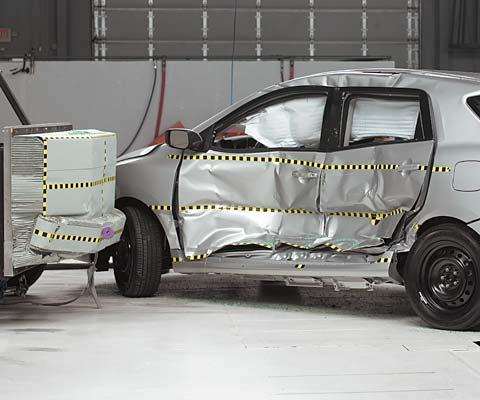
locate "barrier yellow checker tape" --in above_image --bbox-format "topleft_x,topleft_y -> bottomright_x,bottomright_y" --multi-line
42,140 -> 48,216
33,228 -> 123,243
172,256 -> 183,263
46,134 -> 116,140
168,154 -> 450,173
295,264 -> 305,269
47,176 -> 115,190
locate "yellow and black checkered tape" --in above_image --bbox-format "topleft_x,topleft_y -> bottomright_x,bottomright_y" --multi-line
186,253 -> 208,261
295,263 -> 305,269
325,242 -> 343,252
418,165 -> 451,172
283,242 -> 311,249
171,254 -> 208,262
331,208 -> 404,226
168,153 -> 450,173
35,228 -> 100,243
34,228 -> 122,243
179,204 -> 314,214
46,133 -> 115,141
42,140 -> 48,216
47,176 -> 115,190
150,202 -> 403,226
376,257 -> 392,263
232,242 -> 273,249
150,204 -> 172,211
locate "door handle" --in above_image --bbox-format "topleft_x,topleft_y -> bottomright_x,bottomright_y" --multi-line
292,170 -> 318,179
396,164 -> 420,172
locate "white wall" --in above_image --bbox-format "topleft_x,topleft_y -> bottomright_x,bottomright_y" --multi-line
0,60 -> 394,155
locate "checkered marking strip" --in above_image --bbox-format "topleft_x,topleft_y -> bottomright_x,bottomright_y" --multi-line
331,208 -> 404,226
150,205 -> 172,211
168,154 -> 450,173
151,203 -> 403,225
376,257 -> 393,264
47,176 -> 115,190
33,228 -> 123,243
170,255 -> 210,263
42,140 -> 48,216
179,204 -> 314,214
46,134 -> 116,141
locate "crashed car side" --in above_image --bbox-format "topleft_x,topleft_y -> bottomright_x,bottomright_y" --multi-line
112,69 -> 480,330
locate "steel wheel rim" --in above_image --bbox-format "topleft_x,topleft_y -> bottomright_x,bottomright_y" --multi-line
421,242 -> 476,311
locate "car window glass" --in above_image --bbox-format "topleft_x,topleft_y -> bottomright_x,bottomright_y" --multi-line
213,95 -> 327,150
344,97 -> 420,146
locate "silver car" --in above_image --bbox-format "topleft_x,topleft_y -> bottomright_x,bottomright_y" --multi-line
107,68 -> 480,330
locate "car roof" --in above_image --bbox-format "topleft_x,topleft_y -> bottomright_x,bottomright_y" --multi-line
282,68 -> 480,90
194,68 -> 480,143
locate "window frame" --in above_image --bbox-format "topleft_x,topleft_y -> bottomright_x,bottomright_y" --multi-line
335,87 -> 434,152
466,95 -> 480,120
199,86 -> 334,154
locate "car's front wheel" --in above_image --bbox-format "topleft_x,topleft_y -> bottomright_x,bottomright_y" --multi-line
113,206 -> 164,297
404,223 -> 480,330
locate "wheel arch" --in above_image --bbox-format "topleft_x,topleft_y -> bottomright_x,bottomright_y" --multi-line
115,196 -> 172,267
395,216 -> 470,281
417,216 -> 469,237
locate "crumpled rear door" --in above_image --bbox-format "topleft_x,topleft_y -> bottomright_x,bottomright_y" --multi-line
318,88 -> 438,251
320,140 -> 434,251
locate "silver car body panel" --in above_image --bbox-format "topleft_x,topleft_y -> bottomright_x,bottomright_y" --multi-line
116,68 -> 480,282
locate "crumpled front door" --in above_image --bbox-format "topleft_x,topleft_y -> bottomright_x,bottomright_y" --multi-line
176,149 -> 326,258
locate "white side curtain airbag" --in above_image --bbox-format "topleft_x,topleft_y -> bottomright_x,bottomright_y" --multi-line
350,98 -> 420,141
242,96 -> 326,148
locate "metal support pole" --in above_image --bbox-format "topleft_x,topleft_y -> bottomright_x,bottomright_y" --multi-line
308,0 -> 315,59
147,0 -> 154,59
407,0 -> 420,68
202,0 -> 208,60
100,0 -> 107,59
255,0 -> 262,60
93,0 -> 99,59
361,0 -> 368,57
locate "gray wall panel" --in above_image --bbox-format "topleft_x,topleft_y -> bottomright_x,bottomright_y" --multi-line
0,59 -> 394,155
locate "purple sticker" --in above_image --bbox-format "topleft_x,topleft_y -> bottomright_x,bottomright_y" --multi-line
101,227 -> 115,240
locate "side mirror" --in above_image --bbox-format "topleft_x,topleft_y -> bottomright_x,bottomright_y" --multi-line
165,129 -> 203,151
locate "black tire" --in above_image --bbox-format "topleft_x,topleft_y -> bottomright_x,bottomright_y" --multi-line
404,223 -> 480,330
113,206 -> 164,297
7,265 -> 44,289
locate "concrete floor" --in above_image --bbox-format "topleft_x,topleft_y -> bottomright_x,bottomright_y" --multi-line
1,270 -> 480,399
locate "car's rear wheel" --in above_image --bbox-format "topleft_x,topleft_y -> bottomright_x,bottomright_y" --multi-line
404,223 -> 480,330
113,206 -> 163,297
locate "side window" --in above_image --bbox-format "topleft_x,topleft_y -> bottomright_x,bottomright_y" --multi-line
213,95 -> 327,150
343,96 -> 421,147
